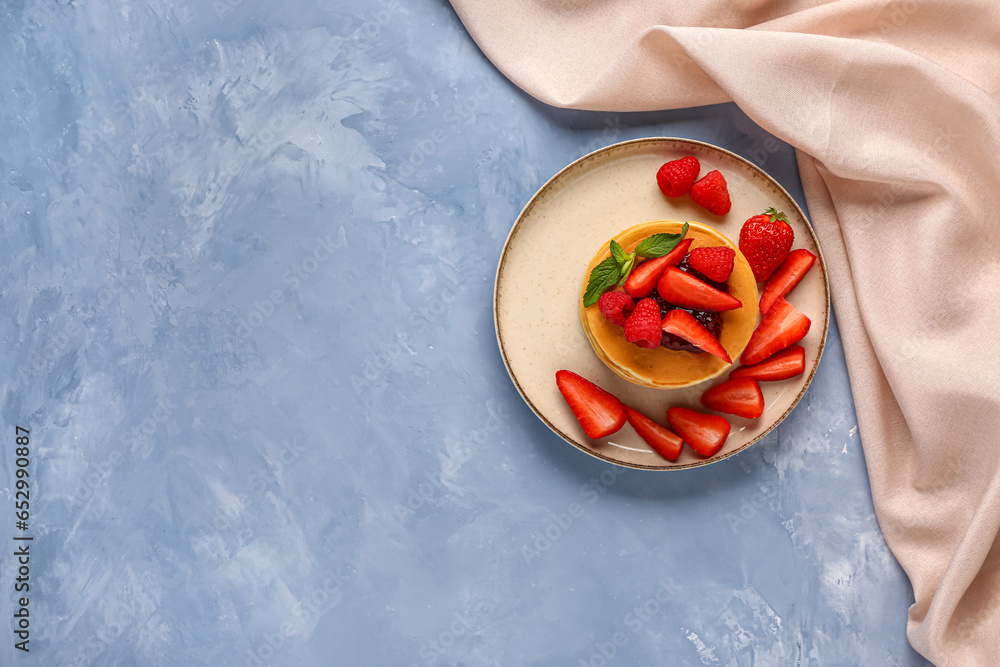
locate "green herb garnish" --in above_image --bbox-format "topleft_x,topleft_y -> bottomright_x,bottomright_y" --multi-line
583,223 -> 689,307
764,207 -> 789,224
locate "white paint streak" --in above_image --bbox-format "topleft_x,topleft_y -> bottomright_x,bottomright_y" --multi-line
683,628 -> 719,664
606,440 -> 654,454
734,586 -> 782,636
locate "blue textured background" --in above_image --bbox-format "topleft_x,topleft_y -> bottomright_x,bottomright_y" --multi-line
0,0 -> 930,665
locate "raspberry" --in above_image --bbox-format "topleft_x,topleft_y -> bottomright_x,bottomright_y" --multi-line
690,170 -> 731,216
656,156 -> 700,198
688,246 -> 735,283
598,290 -> 635,327
623,298 -> 662,349
677,255 -> 726,291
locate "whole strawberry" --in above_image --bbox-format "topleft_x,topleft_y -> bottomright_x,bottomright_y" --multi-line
739,208 -> 794,282
656,156 -> 700,198
623,298 -> 662,349
687,246 -> 735,283
689,170 -> 731,216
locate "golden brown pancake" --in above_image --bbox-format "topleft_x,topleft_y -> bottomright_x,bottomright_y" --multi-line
580,220 -> 759,388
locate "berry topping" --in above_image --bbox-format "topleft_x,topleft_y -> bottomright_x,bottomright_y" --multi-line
624,405 -> 683,461
661,309 -> 732,363
759,249 -> 817,314
739,208 -> 794,282
645,289 -> 722,352
656,156 -> 700,198
740,297 -> 811,366
700,377 -> 765,419
657,266 -> 742,312
598,290 -> 635,327
555,370 -> 627,439
662,310 -> 721,351
688,246 -> 736,283
666,407 -> 731,458
623,298 -> 663,349
689,170 -> 731,216
623,237 -> 693,298
730,345 -> 806,382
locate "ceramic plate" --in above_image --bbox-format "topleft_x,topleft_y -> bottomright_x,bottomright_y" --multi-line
494,138 -> 830,470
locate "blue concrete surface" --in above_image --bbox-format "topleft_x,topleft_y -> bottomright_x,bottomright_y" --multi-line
0,0 -> 931,665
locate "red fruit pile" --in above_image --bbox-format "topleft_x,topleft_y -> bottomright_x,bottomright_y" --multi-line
591,226 -> 742,361
554,369 -> 730,462
700,210 -> 818,422
558,232 -> 816,461
565,167 -> 822,463
655,156 -> 732,216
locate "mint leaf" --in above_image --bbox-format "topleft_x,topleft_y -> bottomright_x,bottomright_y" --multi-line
616,256 -> 635,286
583,256 -> 622,307
634,222 -> 690,258
610,240 -> 627,265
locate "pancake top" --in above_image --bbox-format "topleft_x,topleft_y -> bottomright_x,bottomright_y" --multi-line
580,220 -> 759,389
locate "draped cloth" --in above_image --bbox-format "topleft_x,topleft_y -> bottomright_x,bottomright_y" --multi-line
449,1 -> 1000,663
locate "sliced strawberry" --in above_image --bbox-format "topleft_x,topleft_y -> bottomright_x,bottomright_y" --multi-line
657,266 -> 742,312
555,370 -> 627,439
759,249 -> 817,314
701,377 -> 764,419
666,407 -> 731,458
624,238 -> 693,298
740,297 -> 811,366
688,246 -> 735,283
624,405 -> 683,461
661,309 -> 731,363
730,345 -> 805,382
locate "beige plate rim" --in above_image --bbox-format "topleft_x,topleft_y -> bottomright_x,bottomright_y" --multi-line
493,137 -> 831,471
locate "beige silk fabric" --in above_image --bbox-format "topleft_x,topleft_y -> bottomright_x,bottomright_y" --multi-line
449,0 -> 1000,663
